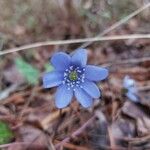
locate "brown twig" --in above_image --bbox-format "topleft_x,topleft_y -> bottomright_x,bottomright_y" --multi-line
101,57 -> 150,68
108,126 -> 116,150
19,87 -> 37,118
63,142 -> 90,150
0,142 -> 42,148
0,34 -> 150,56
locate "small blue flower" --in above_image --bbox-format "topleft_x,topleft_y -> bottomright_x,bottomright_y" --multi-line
123,75 -> 139,102
43,49 -> 108,108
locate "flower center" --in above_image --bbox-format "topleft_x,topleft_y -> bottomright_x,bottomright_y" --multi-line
69,71 -> 78,81
63,65 -> 85,90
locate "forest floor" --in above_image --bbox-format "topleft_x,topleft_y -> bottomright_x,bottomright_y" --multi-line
0,1 -> 150,150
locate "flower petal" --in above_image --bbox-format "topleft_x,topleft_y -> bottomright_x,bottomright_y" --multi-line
75,88 -> 93,108
71,48 -> 87,66
123,75 -> 135,89
126,92 -> 139,102
82,81 -> 100,98
85,65 -> 108,81
129,87 -> 138,94
55,85 -> 73,108
51,52 -> 71,71
43,71 -> 63,88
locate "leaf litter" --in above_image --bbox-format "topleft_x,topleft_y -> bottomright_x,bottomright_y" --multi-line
0,1 -> 150,150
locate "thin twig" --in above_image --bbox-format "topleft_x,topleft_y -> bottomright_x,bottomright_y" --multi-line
108,126 -> 116,150
0,34 -> 150,56
19,87 -> 37,118
138,85 -> 150,91
0,142 -> 41,148
101,57 -> 150,68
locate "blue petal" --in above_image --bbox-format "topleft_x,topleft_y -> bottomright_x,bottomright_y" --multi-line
43,71 -> 63,88
126,92 -> 139,102
123,75 -> 135,89
82,81 -> 100,98
74,88 -> 93,108
129,87 -> 137,94
71,48 -> 87,66
85,65 -> 108,81
55,85 -> 73,108
51,52 -> 71,71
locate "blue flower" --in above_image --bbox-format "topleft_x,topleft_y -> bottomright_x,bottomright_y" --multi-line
43,49 -> 108,108
123,75 -> 139,102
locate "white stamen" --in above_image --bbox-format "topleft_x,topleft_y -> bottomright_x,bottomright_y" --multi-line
77,70 -> 81,73
80,85 -> 83,88
70,66 -> 73,70
67,87 -> 70,90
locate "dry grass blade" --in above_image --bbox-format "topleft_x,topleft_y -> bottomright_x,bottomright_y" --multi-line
63,143 -> 90,150
79,2 -> 150,48
102,57 -> 150,67
0,34 -> 150,56
0,142 -> 40,148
